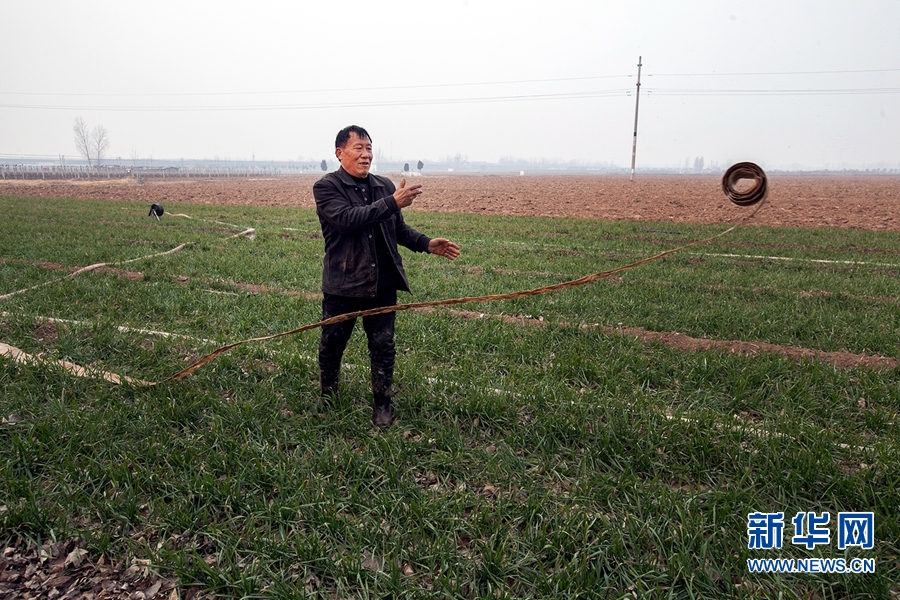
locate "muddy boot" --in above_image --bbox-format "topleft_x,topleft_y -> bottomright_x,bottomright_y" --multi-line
372,400 -> 394,427
371,367 -> 394,427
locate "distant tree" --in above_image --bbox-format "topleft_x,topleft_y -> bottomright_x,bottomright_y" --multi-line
403,162 -> 410,172
320,159 -> 328,172
92,125 -> 110,166
693,156 -> 705,173
73,117 -> 93,166
417,160 -> 424,171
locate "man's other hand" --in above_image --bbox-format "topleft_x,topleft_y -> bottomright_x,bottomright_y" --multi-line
428,238 -> 460,260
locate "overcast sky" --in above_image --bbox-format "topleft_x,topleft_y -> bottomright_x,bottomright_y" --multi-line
2,0 -> 898,170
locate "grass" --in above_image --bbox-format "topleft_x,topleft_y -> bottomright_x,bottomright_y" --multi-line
1,194 -> 899,599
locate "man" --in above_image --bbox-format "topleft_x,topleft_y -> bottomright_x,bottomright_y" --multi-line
313,125 -> 460,426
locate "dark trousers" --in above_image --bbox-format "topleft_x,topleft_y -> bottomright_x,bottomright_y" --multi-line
318,289 -> 397,405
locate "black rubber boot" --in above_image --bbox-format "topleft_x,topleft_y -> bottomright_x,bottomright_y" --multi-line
372,402 -> 394,427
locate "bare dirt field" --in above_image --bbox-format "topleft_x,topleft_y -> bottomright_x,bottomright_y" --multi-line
1,173 -> 899,231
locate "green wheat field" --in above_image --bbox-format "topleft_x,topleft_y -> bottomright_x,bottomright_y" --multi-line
1,195 -> 898,599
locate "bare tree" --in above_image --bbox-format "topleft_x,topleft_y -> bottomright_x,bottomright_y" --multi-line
73,117 -> 92,166
91,125 -> 110,166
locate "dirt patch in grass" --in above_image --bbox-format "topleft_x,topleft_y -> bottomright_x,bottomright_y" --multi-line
606,325 -> 898,370
0,257 -> 70,271
0,257 -> 143,281
100,266 -> 144,281
425,307 -> 899,371
32,321 -> 59,342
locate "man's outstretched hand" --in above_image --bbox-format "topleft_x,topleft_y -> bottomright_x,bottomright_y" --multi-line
393,178 -> 423,208
427,238 -> 460,260
393,178 -> 458,260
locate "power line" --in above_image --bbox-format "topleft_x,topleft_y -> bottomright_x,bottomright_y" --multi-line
648,87 -> 900,96
1,64 -> 898,112
2,85 -> 897,112
0,89 -> 634,112
1,67 -> 896,99
647,67 -> 900,77
0,74 -> 633,98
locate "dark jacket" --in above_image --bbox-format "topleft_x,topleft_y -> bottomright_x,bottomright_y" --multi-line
313,168 -> 431,297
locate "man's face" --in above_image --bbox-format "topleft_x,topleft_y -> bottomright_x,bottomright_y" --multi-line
336,132 -> 373,177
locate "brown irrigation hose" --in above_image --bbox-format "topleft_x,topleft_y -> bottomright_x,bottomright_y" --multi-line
722,162 -> 768,206
154,165 -> 769,385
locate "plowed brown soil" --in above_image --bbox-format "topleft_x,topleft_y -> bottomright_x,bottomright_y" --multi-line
2,173 -> 899,230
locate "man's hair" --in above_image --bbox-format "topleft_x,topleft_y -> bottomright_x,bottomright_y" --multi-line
335,125 -> 372,149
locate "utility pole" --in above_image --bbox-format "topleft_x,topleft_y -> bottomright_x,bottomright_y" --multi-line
630,56 -> 642,182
